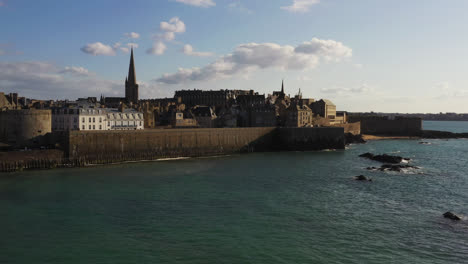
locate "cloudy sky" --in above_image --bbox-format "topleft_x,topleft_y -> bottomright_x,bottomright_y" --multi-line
1,0 -> 468,113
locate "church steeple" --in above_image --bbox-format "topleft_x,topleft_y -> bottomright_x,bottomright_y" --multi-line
125,47 -> 139,104
127,47 -> 136,85
281,79 -> 284,94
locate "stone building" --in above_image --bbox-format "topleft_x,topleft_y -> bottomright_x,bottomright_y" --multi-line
335,111 -> 347,124
192,106 -> 217,128
0,92 -> 20,110
171,111 -> 198,128
311,99 -> 337,122
285,104 -> 313,127
106,108 -> 144,130
174,89 -> 233,108
247,104 -> 277,127
236,91 -> 266,107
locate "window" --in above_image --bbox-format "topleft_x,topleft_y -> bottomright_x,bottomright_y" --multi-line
82,117 -> 85,122
89,117 -> 91,122
74,117 -> 77,123
93,117 -> 95,123
93,125 -> 95,129
99,117 -> 102,122
99,125 -> 102,130
89,125 -> 91,129
82,125 -> 85,130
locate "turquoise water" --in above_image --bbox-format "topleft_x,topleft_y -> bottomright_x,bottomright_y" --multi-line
423,120 -> 468,133
1,136 -> 468,263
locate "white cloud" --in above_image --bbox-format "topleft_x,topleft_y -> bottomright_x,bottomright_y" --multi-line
228,1 -> 253,14
0,61 -> 125,99
182,44 -> 213,57
147,17 -> 186,55
157,38 -> 352,84
282,0 -> 320,13
147,41 -> 167,55
59,66 -> 92,76
81,42 -> 116,56
321,83 -> 374,95
160,17 -> 186,33
124,32 -> 140,39
174,0 -> 215,7
295,38 -> 352,61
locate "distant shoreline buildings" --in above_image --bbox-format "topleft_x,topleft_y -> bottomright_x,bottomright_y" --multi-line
0,50 -> 426,148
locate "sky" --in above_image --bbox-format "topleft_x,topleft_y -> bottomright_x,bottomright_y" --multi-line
1,0 -> 468,113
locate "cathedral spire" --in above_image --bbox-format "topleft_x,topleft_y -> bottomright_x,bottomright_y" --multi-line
127,47 -> 136,85
125,47 -> 139,104
281,79 -> 284,94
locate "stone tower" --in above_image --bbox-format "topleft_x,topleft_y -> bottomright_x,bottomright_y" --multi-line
125,48 -> 139,104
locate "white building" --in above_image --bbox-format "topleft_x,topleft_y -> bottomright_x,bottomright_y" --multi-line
106,108 -> 144,130
52,106 -> 144,131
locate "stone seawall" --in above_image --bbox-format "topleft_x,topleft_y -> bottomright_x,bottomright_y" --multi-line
66,127 -> 276,161
0,127 -> 345,172
348,116 -> 422,136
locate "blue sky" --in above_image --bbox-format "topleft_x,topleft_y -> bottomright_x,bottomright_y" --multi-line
1,0 -> 468,113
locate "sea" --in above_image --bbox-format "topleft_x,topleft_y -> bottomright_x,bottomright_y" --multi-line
1,121 -> 468,264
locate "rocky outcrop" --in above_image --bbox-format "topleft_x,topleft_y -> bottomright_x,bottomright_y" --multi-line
443,212 -> 461,221
419,141 -> 431,145
345,133 -> 366,145
359,153 -> 410,164
366,164 -> 420,172
421,130 -> 468,139
354,175 -> 372,181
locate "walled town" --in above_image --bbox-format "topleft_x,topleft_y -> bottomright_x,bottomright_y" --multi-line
0,49 -> 421,172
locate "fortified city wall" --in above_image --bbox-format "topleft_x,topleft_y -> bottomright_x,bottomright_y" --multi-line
332,122 -> 361,135
0,127 -> 345,172
0,109 -> 52,147
64,127 -> 345,161
348,116 -> 422,136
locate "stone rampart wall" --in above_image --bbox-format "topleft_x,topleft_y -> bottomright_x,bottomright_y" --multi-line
0,109 -> 52,147
65,127 -> 346,162
348,117 -> 422,136
66,127 -> 276,160
1,127 -> 346,172
332,122 -> 361,135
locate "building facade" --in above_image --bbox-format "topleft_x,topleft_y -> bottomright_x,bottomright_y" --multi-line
285,104 -> 313,127
52,106 -> 143,131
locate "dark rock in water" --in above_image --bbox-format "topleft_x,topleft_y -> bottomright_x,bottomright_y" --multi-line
354,175 -> 372,181
359,152 -> 374,159
443,212 -> 461,221
378,164 -> 419,172
359,152 -> 410,164
345,133 -> 366,145
373,154 -> 404,164
366,167 -> 378,171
